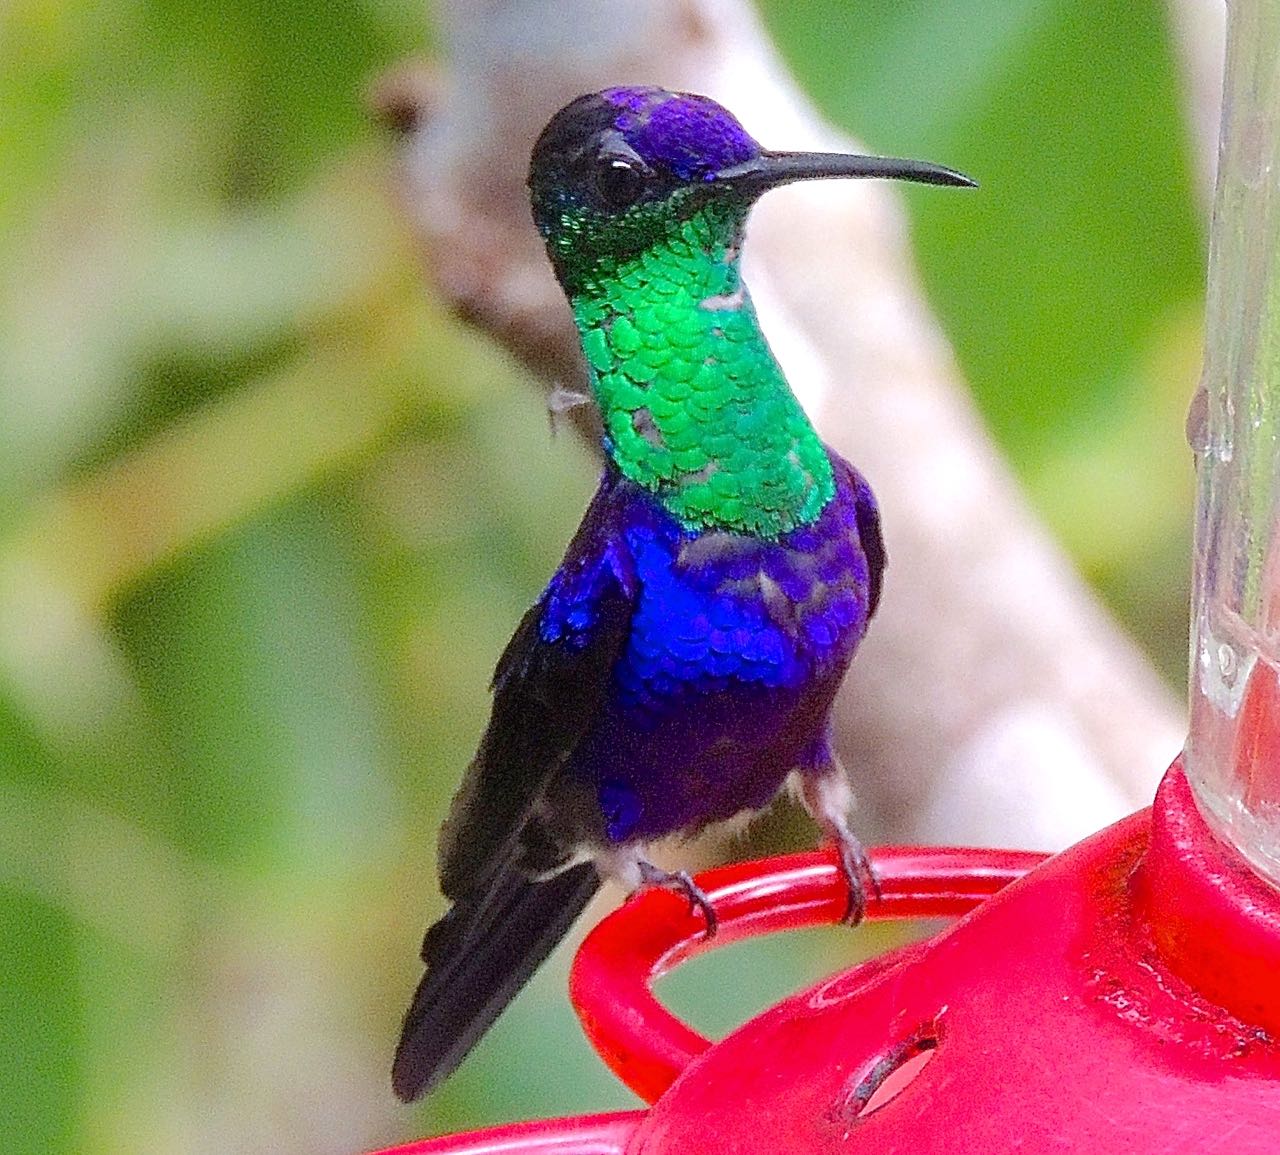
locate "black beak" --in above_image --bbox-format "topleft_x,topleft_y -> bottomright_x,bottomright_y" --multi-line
713,149 -> 976,196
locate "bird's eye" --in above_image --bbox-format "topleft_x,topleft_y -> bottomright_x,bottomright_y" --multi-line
592,156 -> 648,210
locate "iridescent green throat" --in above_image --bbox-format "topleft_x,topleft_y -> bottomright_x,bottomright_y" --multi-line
569,203 -> 834,539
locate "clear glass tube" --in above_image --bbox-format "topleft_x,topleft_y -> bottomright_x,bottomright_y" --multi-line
1186,0 -> 1280,885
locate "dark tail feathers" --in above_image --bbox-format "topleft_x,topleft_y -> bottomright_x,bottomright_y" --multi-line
391,862 -> 601,1101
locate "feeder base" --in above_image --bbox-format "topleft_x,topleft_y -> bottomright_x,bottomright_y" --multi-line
629,761 -> 1280,1153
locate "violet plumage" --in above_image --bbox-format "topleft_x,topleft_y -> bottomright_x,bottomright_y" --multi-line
392,86 -> 969,1102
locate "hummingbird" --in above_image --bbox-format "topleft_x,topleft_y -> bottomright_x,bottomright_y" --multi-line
392,86 -> 973,1102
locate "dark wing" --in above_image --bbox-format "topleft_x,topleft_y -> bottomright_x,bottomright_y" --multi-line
392,859 -> 600,1100
392,476 -> 636,1101
435,476 -> 635,899
843,461 -> 887,618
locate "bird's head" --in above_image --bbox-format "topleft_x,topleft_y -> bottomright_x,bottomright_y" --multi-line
528,86 -> 973,296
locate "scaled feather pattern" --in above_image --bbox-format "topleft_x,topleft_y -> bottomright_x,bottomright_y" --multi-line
387,83 -> 976,1103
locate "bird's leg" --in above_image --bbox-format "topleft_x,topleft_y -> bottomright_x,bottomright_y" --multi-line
796,766 -> 880,925
637,860 -> 719,938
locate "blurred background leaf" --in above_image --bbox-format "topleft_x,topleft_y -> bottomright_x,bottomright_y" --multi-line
0,0 -> 1202,1150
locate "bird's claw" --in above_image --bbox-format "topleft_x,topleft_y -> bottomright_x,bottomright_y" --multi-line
638,862 -> 719,938
836,834 -> 880,926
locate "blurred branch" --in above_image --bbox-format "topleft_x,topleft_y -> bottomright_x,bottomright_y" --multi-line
1168,0 -> 1226,206
377,0 -> 1184,849
0,317 -> 408,749
5,340 -> 403,614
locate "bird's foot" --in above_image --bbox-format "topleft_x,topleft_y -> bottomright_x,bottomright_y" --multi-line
637,861 -> 718,938
834,829 -> 880,926
794,764 -> 880,926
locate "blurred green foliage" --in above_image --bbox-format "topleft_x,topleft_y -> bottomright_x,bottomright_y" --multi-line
0,1 -> 1201,1151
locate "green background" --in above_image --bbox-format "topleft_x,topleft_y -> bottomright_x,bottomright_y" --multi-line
0,1 -> 1202,1150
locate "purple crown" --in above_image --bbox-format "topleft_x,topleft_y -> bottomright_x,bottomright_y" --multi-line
602,87 -> 758,181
